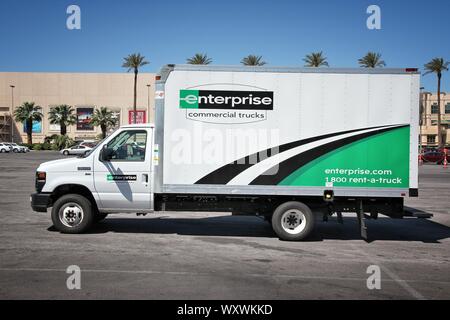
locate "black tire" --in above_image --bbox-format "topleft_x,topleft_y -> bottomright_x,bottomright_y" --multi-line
94,212 -> 108,222
63,150 -> 69,155
51,194 -> 94,234
0,149 -> 5,153
13,149 -> 19,153
271,201 -> 315,241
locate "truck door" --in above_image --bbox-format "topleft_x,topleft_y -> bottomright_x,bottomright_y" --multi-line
93,128 -> 153,211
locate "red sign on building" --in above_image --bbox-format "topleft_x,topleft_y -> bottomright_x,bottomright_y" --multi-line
128,110 -> 147,124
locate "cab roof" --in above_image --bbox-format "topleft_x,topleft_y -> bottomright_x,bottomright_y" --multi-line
120,123 -> 155,129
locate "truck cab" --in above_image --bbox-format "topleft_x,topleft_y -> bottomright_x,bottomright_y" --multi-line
31,124 -> 155,233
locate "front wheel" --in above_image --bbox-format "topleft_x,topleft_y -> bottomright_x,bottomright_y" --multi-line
271,201 -> 315,241
63,150 -> 69,155
51,194 -> 94,234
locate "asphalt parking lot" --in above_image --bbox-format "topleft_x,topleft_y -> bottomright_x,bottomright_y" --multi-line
0,151 -> 449,299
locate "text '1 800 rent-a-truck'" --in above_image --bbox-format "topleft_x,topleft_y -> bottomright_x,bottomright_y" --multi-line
31,65 -> 422,240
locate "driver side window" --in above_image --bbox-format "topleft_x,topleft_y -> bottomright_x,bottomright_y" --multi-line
106,130 -> 147,161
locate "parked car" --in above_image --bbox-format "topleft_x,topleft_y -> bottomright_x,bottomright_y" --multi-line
0,143 -> 11,153
4,143 -> 25,153
4,143 -> 18,152
421,151 -> 449,164
9,143 -> 29,153
60,145 -> 92,156
79,141 -> 98,148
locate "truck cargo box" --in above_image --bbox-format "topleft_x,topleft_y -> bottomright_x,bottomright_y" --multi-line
154,65 -> 419,199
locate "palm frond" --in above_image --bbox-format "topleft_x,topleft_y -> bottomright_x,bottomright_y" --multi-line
303,51 -> 328,67
91,107 -> 118,127
122,53 -> 149,72
241,55 -> 267,66
48,104 -> 76,125
358,52 -> 385,68
14,102 -> 43,123
186,53 -> 212,65
424,57 -> 449,76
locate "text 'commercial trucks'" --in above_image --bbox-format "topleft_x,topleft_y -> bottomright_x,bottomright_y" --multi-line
31,65 -> 421,240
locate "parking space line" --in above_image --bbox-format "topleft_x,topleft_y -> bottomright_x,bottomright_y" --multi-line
0,267 -> 449,287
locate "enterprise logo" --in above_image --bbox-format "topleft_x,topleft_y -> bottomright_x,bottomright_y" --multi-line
180,90 -> 273,110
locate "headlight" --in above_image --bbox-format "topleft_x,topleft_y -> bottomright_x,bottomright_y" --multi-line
36,172 -> 46,181
36,171 -> 46,192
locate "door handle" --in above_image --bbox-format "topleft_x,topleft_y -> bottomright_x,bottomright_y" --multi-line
142,174 -> 149,183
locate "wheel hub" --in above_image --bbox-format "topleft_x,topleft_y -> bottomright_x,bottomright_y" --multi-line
281,209 -> 306,235
60,203 -> 84,227
286,214 -> 299,227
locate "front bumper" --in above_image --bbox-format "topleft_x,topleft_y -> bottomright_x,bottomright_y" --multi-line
31,193 -> 51,212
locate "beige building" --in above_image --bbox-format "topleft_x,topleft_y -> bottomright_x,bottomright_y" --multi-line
1,72 -> 447,148
0,72 -> 156,143
420,92 -> 450,147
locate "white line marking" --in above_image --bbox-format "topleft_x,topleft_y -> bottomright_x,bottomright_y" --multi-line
0,267 -> 448,286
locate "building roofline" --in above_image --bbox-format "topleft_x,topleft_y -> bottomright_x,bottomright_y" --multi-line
0,71 -> 156,75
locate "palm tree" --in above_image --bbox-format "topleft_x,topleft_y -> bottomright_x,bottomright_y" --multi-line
186,53 -> 212,65
48,104 -> 76,135
13,102 -> 43,145
122,53 -> 149,124
241,55 -> 267,66
424,57 -> 450,148
303,51 -> 329,67
53,134 -> 75,150
358,52 -> 386,68
91,107 -> 118,139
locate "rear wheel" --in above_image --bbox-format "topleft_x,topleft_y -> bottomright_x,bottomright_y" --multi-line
63,150 -> 69,155
51,194 -> 94,234
271,201 -> 315,241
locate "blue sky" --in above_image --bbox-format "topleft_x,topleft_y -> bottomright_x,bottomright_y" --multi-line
0,0 -> 449,91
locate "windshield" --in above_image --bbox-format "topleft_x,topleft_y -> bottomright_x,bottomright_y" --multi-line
77,127 -> 121,158
78,139 -> 103,157
79,127 -> 120,158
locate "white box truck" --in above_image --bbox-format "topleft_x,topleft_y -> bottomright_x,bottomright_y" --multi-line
31,65 -> 421,240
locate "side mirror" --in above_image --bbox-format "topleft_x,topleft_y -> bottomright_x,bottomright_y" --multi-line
100,146 -> 114,161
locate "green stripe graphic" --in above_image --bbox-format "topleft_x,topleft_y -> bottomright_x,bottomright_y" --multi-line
279,126 -> 410,188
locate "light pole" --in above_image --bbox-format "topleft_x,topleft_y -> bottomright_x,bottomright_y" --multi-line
146,84 -> 151,123
10,85 -> 15,143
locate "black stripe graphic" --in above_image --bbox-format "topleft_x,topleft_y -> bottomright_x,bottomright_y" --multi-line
250,125 -> 408,185
195,125 -> 397,184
